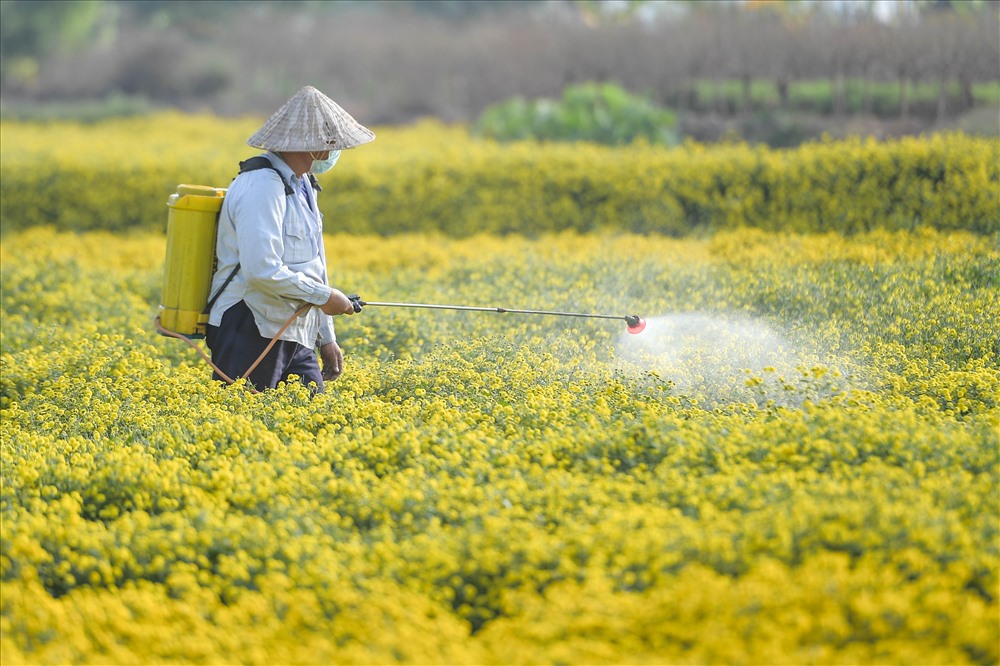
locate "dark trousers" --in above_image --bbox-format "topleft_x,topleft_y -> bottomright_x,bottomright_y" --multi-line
206,300 -> 324,392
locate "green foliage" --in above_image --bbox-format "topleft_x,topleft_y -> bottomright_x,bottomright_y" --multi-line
0,93 -> 152,123
474,82 -> 679,146
692,78 -> 1000,118
0,0 -> 104,86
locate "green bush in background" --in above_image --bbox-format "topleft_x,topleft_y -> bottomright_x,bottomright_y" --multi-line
473,82 -> 679,146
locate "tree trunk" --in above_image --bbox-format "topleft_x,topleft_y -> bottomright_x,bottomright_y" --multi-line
959,77 -> 974,112
937,75 -> 948,122
776,78 -> 789,109
899,75 -> 910,120
672,79 -> 686,111
742,74 -> 753,113
833,71 -> 846,117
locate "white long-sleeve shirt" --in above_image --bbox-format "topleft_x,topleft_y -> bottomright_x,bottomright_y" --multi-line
208,152 -> 337,347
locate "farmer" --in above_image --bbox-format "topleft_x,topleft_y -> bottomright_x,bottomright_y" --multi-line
205,86 -> 374,392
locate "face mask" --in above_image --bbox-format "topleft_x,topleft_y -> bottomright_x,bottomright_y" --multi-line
310,150 -> 341,174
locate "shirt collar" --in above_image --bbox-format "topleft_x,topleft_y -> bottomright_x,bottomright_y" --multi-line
264,151 -> 305,184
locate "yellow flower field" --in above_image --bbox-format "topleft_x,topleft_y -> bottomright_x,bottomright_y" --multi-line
1,224 -> 997,664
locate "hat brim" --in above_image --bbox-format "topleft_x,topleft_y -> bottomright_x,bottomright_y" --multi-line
248,86 -> 375,152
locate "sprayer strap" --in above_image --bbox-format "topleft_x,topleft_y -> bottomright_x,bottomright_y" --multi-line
203,156 -> 314,317
238,156 -> 298,196
237,156 -> 322,194
204,264 -> 240,315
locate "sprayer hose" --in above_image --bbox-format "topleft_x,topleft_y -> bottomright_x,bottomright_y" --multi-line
154,303 -> 312,391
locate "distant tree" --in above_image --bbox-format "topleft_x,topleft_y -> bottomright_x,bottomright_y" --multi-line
572,0 -> 655,27
952,13 -> 1000,111
803,18 -> 850,117
883,17 -> 925,119
0,0 -> 103,90
914,0 -> 998,14
377,0 -> 542,20
735,8 -> 796,112
848,17 -> 888,115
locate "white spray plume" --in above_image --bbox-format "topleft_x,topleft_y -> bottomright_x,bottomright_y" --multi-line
615,312 -> 845,407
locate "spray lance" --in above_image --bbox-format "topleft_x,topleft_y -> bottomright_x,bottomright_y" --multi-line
345,295 -> 647,334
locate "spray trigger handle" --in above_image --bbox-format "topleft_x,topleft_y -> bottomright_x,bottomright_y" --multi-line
347,294 -> 365,313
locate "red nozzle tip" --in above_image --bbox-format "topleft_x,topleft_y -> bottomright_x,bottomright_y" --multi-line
626,316 -> 646,335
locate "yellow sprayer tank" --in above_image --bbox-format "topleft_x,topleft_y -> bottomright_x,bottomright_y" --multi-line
158,184 -> 226,338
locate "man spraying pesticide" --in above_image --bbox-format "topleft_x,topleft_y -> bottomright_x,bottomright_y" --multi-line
156,87 -> 645,392
158,86 -> 371,393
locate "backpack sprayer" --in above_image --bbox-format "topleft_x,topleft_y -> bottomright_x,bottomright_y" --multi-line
157,183 -> 226,339
155,179 -> 646,385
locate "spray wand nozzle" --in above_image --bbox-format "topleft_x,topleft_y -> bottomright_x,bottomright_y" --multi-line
346,295 -> 645,334
625,314 -> 647,334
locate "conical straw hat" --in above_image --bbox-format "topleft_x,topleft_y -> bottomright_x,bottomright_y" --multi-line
247,86 -> 375,152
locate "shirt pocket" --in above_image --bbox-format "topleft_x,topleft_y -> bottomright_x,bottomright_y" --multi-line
282,212 -> 314,264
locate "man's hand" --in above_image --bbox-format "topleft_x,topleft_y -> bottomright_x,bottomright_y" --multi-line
320,341 -> 345,380
320,289 -> 356,316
